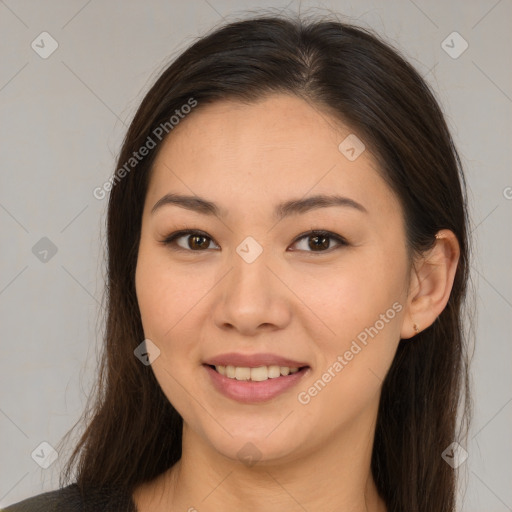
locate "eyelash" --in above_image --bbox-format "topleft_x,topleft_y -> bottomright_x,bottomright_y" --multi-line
160,228 -> 348,255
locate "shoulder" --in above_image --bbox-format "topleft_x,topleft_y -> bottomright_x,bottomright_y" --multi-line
1,484 -> 82,512
1,483 -> 137,512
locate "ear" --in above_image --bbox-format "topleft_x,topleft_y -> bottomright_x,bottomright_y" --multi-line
400,229 -> 460,339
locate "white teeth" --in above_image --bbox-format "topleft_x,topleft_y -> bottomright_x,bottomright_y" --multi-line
235,366 -> 251,380
214,364 -> 302,381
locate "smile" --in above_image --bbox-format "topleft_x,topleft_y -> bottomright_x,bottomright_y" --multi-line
204,364 -> 310,403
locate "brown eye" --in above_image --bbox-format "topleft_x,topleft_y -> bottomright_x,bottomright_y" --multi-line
186,233 -> 211,250
290,230 -> 348,253
161,229 -> 348,254
162,230 -> 219,251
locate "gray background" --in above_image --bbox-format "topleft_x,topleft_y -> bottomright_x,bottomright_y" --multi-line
0,1 -> 511,510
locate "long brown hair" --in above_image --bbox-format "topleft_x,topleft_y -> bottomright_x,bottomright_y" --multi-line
57,11 -> 473,511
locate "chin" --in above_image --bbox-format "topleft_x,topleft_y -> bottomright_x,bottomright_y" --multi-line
197,424 -> 306,467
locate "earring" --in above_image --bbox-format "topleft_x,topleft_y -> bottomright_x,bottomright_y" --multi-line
413,323 -> 420,333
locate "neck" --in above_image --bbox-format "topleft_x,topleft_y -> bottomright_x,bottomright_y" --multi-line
134,402 -> 387,512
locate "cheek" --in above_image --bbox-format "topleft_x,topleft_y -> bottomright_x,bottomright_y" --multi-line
135,255 -> 169,340
135,245 -> 201,340
305,247 -> 406,385
135,250 -> 202,408
302,248 -> 405,331
294,295 -> 403,430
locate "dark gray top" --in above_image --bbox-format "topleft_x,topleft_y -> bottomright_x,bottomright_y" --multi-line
1,483 -> 137,512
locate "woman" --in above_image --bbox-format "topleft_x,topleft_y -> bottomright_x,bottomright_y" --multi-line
2,11 -> 472,512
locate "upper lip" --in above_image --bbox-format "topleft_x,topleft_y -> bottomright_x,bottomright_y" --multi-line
203,352 -> 309,368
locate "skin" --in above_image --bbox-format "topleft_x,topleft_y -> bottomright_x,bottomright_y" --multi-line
132,93 -> 460,511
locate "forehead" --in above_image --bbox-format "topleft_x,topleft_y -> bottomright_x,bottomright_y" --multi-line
154,94 -> 354,167
146,94 -> 400,220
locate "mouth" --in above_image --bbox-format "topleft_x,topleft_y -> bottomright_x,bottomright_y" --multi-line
205,363 -> 309,382
203,363 -> 311,403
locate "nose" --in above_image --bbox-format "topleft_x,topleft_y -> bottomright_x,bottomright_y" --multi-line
212,244 -> 292,336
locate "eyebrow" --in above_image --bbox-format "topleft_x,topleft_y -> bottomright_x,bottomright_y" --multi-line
151,193 -> 368,220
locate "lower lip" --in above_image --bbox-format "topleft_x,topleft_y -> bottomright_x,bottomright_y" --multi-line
204,364 -> 310,404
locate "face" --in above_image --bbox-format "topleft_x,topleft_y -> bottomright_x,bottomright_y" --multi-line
135,93 -> 411,465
